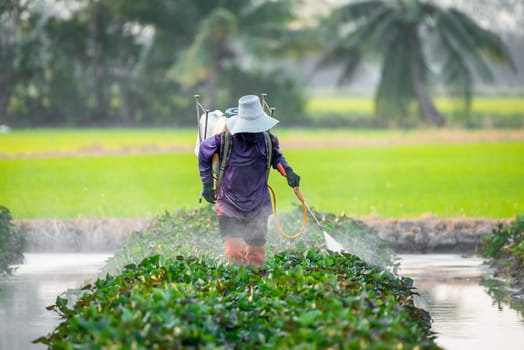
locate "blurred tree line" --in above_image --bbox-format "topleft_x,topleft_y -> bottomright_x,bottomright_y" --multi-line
0,0 -> 313,126
0,0 -> 519,127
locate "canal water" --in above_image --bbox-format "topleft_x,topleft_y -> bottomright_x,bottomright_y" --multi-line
1,253 -> 523,349
398,254 -> 524,350
0,253 -> 112,350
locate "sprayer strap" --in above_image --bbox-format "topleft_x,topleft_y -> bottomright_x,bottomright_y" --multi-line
264,131 -> 273,180
216,131 -> 233,191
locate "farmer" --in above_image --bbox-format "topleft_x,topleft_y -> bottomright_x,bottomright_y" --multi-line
198,95 -> 300,266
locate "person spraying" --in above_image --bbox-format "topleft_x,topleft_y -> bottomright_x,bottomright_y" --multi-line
198,95 -> 300,266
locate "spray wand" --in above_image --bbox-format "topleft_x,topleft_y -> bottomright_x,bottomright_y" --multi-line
275,163 -> 345,253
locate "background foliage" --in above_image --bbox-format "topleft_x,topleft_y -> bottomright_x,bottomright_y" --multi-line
1,0 -> 522,127
1,0 -> 308,127
480,215 -> 524,308
0,205 -> 25,275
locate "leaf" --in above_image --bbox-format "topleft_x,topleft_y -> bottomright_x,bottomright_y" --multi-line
121,307 -> 134,323
80,283 -> 92,291
56,296 -> 68,308
32,336 -> 50,345
296,310 -> 323,327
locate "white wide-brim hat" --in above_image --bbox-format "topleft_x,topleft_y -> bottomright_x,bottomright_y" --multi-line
226,95 -> 279,135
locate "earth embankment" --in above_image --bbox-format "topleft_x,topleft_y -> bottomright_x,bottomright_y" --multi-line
15,217 -> 509,253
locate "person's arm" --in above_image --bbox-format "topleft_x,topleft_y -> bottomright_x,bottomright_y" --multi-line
270,134 -> 300,188
198,134 -> 221,203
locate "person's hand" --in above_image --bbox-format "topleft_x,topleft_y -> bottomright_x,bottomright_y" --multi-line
285,168 -> 300,188
202,183 -> 216,204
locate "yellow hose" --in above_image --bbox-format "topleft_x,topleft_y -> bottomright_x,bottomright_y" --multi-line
268,184 -> 307,239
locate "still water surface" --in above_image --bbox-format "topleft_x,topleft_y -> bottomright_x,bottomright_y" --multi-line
398,254 -> 524,350
1,253 -> 523,349
0,253 -> 112,350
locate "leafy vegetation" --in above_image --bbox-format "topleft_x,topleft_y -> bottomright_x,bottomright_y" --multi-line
0,205 -> 25,275
35,249 -> 439,349
34,208 -> 438,348
480,215 -> 524,291
104,207 -> 395,274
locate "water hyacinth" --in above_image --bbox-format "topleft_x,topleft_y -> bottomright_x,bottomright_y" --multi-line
105,206 -> 396,274
36,250 -> 439,349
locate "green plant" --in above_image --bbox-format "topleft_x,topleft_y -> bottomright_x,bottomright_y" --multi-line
481,223 -> 513,259
480,215 -> 524,303
0,205 -> 25,275
35,250 -> 440,349
104,206 -> 396,274
507,215 -> 524,262
481,215 -> 524,259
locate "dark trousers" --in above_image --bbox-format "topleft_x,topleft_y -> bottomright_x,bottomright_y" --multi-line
218,215 -> 268,246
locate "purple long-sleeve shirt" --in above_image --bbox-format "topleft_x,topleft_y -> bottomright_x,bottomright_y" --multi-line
198,132 -> 290,219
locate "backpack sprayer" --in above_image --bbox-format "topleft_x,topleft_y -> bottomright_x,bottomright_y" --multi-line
194,93 -> 345,253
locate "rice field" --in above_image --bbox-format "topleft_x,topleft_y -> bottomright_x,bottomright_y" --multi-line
1,128 -> 523,219
306,96 -> 524,118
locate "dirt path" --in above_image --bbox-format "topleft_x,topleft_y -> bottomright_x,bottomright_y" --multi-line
281,129 -> 524,149
3,129 -> 523,158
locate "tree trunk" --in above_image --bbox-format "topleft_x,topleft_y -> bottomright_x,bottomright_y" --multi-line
89,1 -> 107,123
204,62 -> 218,109
204,41 -> 227,109
413,72 -> 445,126
0,74 -> 13,125
411,51 -> 445,126
118,75 -> 132,124
0,0 -> 19,124
117,39 -> 133,124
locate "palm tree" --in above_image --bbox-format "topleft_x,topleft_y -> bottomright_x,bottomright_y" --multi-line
318,0 -> 516,126
168,0 -> 310,108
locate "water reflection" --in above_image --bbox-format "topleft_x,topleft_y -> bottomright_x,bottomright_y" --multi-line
0,253 -> 112,350
481,277 -> 524,318
398,254 -> 524,350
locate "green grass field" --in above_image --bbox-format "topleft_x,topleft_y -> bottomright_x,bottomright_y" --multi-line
1,129 -> 523,219
0,128 -> 197,156
306,96 -> 524,118
283,144 -> 524,219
